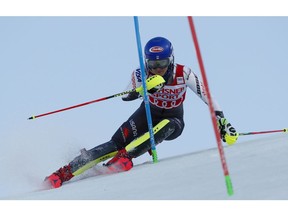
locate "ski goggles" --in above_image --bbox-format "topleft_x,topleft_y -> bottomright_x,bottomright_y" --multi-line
146,58 -> 170,69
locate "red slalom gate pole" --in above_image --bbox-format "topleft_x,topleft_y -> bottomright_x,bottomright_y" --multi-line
187,16 -> 234,196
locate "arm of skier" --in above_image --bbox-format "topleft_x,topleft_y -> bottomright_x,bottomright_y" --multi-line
184,67 -> 238,145
122,68 -> 165,101
122,68 -> 142,101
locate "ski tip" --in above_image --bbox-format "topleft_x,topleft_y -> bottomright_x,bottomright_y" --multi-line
28,116 -> 35,120
44,174 -> 62,189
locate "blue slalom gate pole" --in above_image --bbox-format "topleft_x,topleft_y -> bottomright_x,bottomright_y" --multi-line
133,16 -> 158,163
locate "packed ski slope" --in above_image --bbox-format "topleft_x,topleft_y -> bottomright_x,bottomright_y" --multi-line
3,133 -> 288,200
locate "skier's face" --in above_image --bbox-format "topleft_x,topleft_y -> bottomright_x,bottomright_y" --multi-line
146,58 -> 169,76
150,67 -> 169,76
147,58 -> 169,69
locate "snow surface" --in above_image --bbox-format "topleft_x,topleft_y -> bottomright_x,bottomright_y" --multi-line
2,133 -> 288,200
2,134 -> 288,216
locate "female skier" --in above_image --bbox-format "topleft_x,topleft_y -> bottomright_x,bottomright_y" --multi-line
45,37 -> 238,188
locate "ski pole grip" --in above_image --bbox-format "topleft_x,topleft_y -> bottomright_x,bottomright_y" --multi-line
284,128 -> 288,132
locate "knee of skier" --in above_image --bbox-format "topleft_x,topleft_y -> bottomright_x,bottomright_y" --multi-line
164,118 -> 185,141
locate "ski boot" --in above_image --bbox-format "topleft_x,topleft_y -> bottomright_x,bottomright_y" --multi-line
105,149 -> 133,172
45,164 -> 74,188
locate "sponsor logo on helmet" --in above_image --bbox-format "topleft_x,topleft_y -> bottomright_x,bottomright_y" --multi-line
149,46 -> 164,53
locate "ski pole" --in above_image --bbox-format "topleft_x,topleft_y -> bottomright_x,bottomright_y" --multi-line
239,128 -> 288,136
28,75 -> 165,120
28,88 -> 136,120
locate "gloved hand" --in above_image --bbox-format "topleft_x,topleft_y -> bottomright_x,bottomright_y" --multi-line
217,118 -> 238,145
123,75 -> 165,101
122,91 -> 141,101
136,75 -> 165,96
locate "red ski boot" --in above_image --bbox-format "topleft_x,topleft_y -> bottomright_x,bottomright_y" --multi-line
45,164 -> 74,188
105,149 -> 133,173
